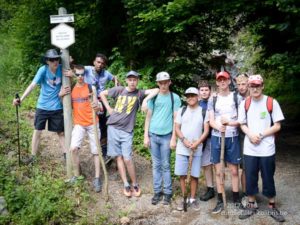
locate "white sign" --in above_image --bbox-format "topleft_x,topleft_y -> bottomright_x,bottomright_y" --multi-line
50,14 -> 74,24
51,23 -> 75,49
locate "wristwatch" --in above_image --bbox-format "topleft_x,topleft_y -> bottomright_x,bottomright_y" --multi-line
259,133 -> 264,139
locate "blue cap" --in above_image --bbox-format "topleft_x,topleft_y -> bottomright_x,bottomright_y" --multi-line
126,70 -> 140,78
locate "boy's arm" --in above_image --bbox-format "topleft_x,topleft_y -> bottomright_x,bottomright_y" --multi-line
143,109 -> 152,148
191,122 -> 210,150
100,90 -> 113,115
209,110 -> 226,132
175,122 -> 192,149
13,82 -> 37,105
141,88 -> 159,112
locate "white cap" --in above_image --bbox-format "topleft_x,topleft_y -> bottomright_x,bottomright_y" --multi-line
184,87 -> 199,95
156,72 -> 170,81
248,74 -> 263,85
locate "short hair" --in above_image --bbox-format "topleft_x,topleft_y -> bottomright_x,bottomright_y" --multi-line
95,53 -> 108,64
235,73 -> 249,83
198,80 -> 211,90
74,64 -> 85,70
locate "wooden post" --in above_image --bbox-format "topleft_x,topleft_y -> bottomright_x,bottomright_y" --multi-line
59,7 -> 73,178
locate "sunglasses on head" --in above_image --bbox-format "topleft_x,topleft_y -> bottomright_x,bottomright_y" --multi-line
75,72 -> 85,77
48,58 -> 60,62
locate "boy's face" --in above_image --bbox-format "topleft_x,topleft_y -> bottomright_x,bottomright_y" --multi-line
93,56 -> 106,72
216,77 -> 230,90
199,86 -> 211,100
157,80 -> 171,93
186,94 -> 198,107
237,80 -> 248,96
74,68 -> 85,84
126,76 -> 138,90
249,84 -> 264,98
47,58 -> 59,71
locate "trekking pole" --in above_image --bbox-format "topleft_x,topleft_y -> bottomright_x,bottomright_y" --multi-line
220,132 -> 228,218
15,93 -> 21,167
90,85 -> 109,201
183,149 -> 194,212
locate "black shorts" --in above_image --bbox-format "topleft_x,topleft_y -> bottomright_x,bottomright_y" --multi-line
34,108 -> 64,132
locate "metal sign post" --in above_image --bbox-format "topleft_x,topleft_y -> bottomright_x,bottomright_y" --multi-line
50,7 -> 75,178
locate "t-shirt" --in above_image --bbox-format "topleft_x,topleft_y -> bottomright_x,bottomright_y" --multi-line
208,92 -> 241,137
33,64 -> 63,110
148,92 -> 181,135
71,83 -> 97,126
84,66 -> 114,95
199,99 -> 208,111
175,106 -> 208,156
238,95 -> 284,157
106,86 -> 146,132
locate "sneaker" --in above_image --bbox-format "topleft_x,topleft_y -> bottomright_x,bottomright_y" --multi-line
190,199 -> 201,211
241,194 -> 248,208
123,185 -> 132,197
212,200 -> 224,214
104,155 -> 112,164
93,177 -> 102,193
200,187 -> 215,201
239,205 -> 258,220
267,207 -> 285,222
151,192 -> 163,205
162,194 -> 172,205
176,201 -> 185,211
132,185 -> 141,197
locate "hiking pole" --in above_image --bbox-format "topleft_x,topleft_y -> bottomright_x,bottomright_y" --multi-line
183,149 -> 194,212
90,85 -> 109,201
220,132 -> 228,218
15,93 -> 21,167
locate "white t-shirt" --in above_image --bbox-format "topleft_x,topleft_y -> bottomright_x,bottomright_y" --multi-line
175,106 -> 208,156
208,92 -> 241,137
238,95 -> 284,157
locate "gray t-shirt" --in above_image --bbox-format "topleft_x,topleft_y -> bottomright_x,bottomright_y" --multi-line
106,86 -> 146,132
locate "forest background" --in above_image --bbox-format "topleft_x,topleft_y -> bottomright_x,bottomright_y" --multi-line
0,0 -> 299,224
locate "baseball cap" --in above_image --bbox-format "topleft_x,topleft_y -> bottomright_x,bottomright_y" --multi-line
126,70 -> 140,78
44,49 -> 60,59
216,71 -> 230,80
248,74 -> 263,85
184,87 -> 199,96
156,72 -> 170,81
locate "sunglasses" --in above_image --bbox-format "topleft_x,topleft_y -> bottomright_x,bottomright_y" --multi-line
75,73 -> 85,77
53,76 -> 56,86
48,58 -> 60,62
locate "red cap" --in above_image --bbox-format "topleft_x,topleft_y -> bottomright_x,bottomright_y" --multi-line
216,71 -> 230,80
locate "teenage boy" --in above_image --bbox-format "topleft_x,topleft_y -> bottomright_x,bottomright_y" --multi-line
198,81 -> 215,201
100,71 -> 159,197
208,71 -> 241,214
175,87 -> 209,211
144,72 -> 181,205
13,49 -> 72,163
238,75 -> 285,222
84,53 -> 118,163
70,65 -> 102,192
235,73 -> 250,205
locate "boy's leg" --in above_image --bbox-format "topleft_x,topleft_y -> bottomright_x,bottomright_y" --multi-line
159,134 -> 172,196
71,148 -> 80,177
31,130 -> 42,156
190,177 -> 198,199
87,124 -> 101,178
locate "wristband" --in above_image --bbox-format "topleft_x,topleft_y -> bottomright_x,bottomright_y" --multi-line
259,133 -> 264,139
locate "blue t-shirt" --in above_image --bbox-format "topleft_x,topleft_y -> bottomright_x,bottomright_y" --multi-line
33,65 -> 63,110
84,66 -> 113,96
148,92 -> 181,135
199,99 -> 208,111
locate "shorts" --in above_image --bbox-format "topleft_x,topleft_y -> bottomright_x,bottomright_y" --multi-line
70,124 -> 101,155
175,154 -> 201,178
107,125 -> 133,160
201,138 -> 212,167
244,154 -> 276,198
210,135 -> 241,164
34,108 -> 64,132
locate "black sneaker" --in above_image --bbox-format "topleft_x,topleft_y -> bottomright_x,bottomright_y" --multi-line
267,207 -> 285,222
200,187 -> 215,201
212,200 -> 224,214
239,206 -> 257,220
162,194 -> 172,205
104,155 -> 112,164
151,192 -> 163,205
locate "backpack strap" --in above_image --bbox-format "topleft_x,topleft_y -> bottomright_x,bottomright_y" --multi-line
213,95 -> 217,112
244,96 -> 251,113
266,96 -> 274,125
233,91 -> 239,113
171,92 -> 174,115
181,106 -> 187,117
88,84 -> 93,94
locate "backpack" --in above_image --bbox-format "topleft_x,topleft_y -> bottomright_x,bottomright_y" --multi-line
244,96 -> 274,126
213,91 -> 239,113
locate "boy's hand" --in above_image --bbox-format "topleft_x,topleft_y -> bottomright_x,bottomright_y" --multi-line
63,69 -> 74,77
141,101 -> 148,113
170,137 -> 177,150
144,136 -> 150,148
249,133 -> 261,145
59,86 -> 71,97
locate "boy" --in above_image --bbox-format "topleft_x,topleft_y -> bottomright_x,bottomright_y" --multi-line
238,75 -> 285,222
100,71 -> 158,197
144,72 -> 181,205
175,87 -> 209,211
70,65 -> 103,192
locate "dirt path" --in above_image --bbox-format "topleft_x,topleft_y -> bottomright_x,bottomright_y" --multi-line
36,122 -> 299,225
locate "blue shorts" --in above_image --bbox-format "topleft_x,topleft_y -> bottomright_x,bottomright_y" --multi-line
210,135 -> 241,164
107,125 -> 133,160
175,154 -> 202,178
244,154 -> 276,198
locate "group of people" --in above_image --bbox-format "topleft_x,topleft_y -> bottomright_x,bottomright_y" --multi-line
13,49 -> 285,222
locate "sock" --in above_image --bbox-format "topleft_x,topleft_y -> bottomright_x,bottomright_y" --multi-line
217,193 -> 223,202
269,202 -> 276,208
190,198 -> 195,203
232,191 -> 239,203
132,183 -> 138,188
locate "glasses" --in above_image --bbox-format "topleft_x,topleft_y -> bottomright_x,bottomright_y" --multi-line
48,58 -> 60,62
249,85 -> 262,89
75,73 -> 85,77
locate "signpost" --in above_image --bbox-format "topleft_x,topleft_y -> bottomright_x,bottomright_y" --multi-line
50,7 -> 75,178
